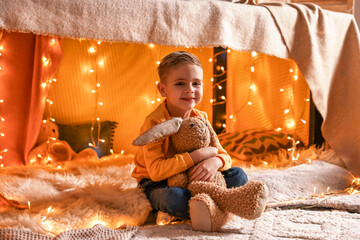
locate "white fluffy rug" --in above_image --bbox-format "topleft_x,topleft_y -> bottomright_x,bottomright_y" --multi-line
0,148 -> 360,239
0,155 -> 151,236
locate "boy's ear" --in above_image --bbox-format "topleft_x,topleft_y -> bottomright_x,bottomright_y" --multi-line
133,117 -> 183,146
157,82 -> 167,97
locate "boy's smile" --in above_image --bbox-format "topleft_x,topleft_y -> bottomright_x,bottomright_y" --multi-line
157,63 -> 203,118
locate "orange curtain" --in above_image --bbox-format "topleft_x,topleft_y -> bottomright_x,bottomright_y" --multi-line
0,31 -> 62,166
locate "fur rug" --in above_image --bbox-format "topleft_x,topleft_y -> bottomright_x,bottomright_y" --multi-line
0,155 -> 151,236
0,148 -> 359,239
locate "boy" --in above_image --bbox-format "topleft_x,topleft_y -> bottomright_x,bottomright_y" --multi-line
132,51 -> 248,222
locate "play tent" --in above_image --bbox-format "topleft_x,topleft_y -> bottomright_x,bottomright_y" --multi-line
1,0 -> 359,175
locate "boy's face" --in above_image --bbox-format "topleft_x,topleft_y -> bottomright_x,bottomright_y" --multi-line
158,63 -> 203,116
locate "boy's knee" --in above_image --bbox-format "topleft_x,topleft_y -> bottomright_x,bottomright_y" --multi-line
222,167 -> 248,188
150,187 -> 191,218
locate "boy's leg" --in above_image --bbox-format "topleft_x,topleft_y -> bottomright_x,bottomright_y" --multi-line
149,186 -> 191,219
221,167 -> 248,188
140,179 -> 191,219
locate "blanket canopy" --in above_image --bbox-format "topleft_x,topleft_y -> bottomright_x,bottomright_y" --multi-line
0,0 -> 360,176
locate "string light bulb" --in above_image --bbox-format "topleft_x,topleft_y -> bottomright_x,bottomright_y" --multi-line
89,47 -> 96,53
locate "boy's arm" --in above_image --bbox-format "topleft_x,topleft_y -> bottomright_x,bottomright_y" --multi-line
142,139 -> 194,182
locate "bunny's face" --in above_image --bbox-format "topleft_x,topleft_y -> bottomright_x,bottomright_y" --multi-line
171,117 -> 211,153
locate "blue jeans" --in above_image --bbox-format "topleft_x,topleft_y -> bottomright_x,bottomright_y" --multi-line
139,167 -> 248,219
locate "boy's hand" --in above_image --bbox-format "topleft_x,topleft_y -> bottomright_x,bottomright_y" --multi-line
189,157 -> 223,182
189,147 -> 218,164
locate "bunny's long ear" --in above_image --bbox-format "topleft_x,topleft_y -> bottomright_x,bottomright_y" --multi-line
132,117 -> 183,146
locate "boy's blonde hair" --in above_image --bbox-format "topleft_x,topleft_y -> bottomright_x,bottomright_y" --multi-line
157,51 -> 202,83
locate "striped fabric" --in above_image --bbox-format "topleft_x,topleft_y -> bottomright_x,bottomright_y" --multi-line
219,129 -> 304,161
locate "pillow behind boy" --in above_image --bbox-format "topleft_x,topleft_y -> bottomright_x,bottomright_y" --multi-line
218,129 -> 304,162
58,121 -> 118,158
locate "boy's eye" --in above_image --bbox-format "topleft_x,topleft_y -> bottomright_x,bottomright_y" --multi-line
175,82 -> 185,86
193,82 -> 202,86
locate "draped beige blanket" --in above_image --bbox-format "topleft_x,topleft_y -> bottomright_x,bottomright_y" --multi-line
1,0 -> 360,176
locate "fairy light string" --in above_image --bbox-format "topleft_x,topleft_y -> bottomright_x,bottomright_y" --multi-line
88,42 -> 103,149
0,41 -> 7,166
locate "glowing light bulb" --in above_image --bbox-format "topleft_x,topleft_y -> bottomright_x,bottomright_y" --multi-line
156,61 -> 161,65
305,98 -> 310,102
229,115 -> 234,119
121,150 -> 125,154
280,88 -> 284,92
222,123 -> 226,128
0,46 -> 3,50
99,102 -> 103,106
151,100 -> 155,104
1,117 -> 4,122
210,78 -> 214,82
41,82 -> 47,88
42,57 -> 49,66
97,83 -> 100,87
250,84 -> 256,91
98,61 -> 104,66
248,101 -> 253,106
210,99 -> 214,103
301,119 -> 307,124
221,96 -> 226,100
91,90 -> 96,93
0,100 -> 3,103
88,143 -> 93,147
97,41 -> 101,44
100,139 -> 105,143
209,58 -> 213,63
286,119 -> 295,129
251,51 -> 257,57
250,66 -> 255,72
156,98 -> 161,102
290,69 -> 294,72
0,133 -> 5,137
52,78 -> 57,82
148,43 -> 155,48
96,118 -> 100,121
293,75 -> 298,80
284,109 -> 290,114
89,47 -> 96,53
220,66 -> 224,71
275,128 -> 282,131
155,81 -> 159,85
89,69 -> 94,73
110,149 -> 114,154
50,39 -> 55,45
218,85 -> 222,90
227,49 -> 231,53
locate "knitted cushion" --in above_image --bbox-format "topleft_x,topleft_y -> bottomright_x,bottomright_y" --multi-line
218,129 -> 304,161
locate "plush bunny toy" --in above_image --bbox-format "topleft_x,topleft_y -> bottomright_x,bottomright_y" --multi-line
133,117 -> 269,232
